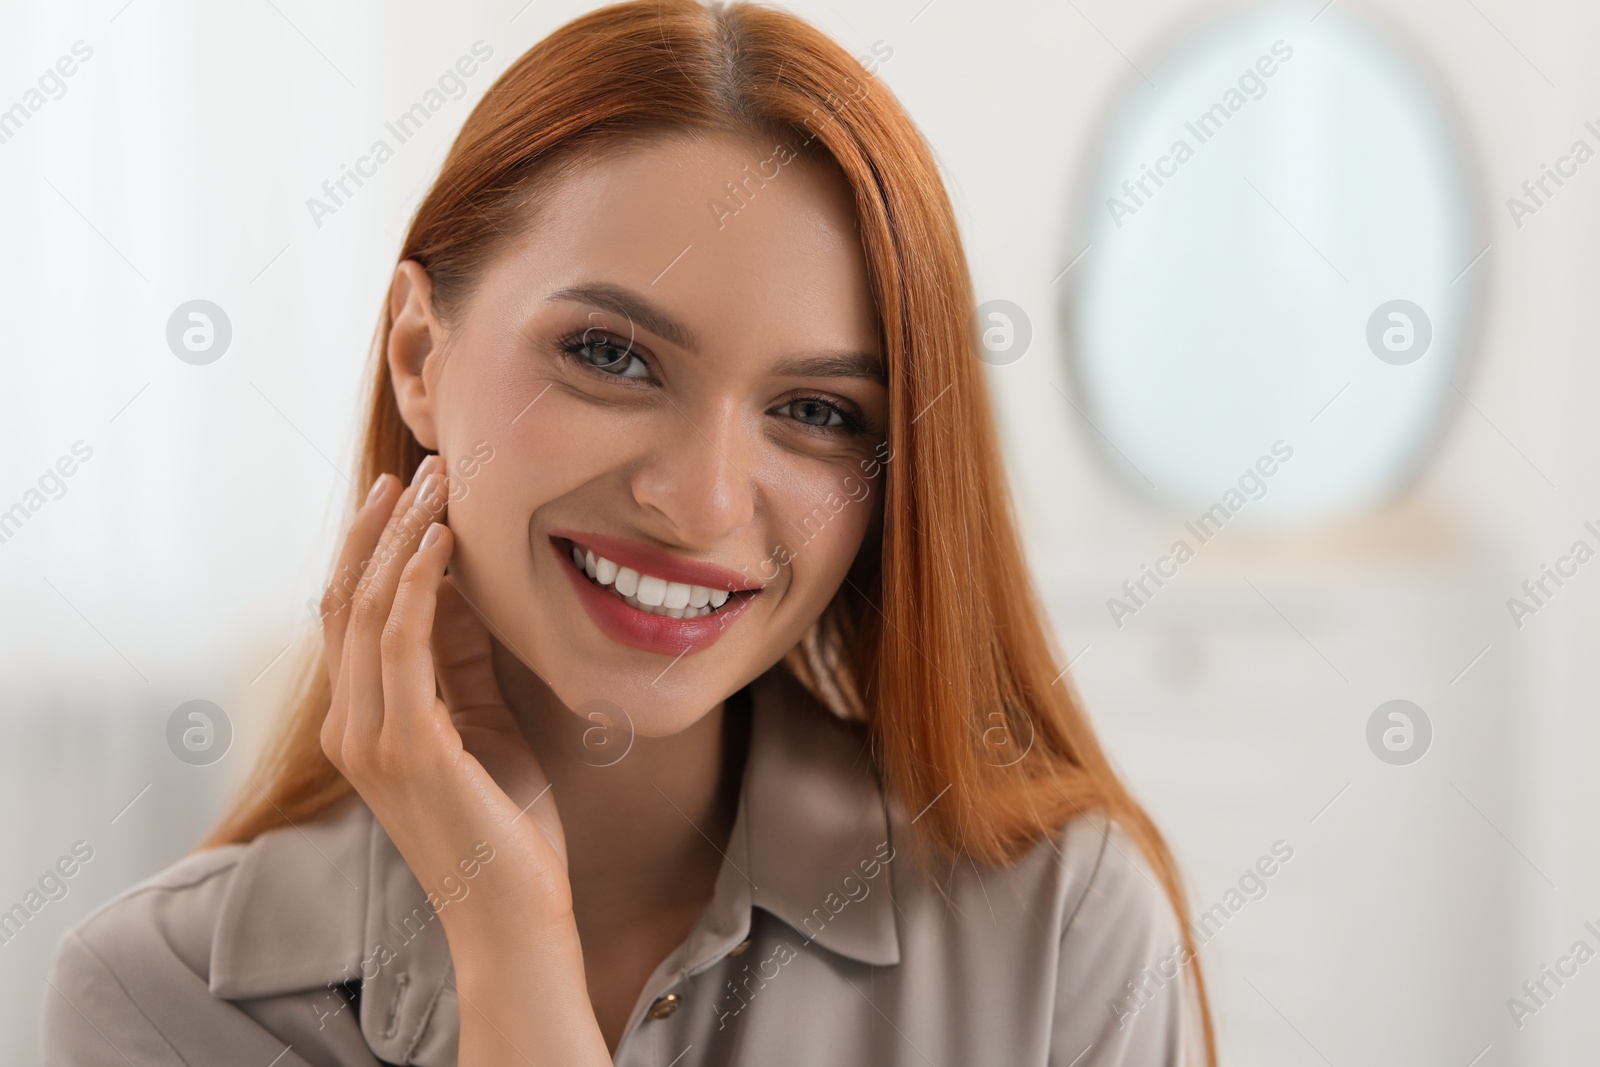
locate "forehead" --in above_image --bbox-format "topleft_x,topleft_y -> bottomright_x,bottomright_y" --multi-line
500,131 -> 879,355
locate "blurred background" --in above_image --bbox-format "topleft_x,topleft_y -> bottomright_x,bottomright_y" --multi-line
2,0 -> 1596,1062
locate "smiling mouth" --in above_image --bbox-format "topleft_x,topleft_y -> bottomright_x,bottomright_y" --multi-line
556,537 -> 757,620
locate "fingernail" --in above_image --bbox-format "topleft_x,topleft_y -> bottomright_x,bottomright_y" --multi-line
416,472 -> 441,506
410,454 -> 438,486
420,523 -> 444,551
364,474 -> 389,507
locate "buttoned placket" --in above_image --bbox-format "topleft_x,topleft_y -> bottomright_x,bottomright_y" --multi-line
610,792 -> 758,1065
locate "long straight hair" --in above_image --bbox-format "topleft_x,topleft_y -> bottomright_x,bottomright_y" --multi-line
199,1 -> 1214,1058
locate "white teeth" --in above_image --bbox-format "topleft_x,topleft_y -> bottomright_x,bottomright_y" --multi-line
636,574 -> 667,607
567,542 -> 746,619
614,566 -> 639,597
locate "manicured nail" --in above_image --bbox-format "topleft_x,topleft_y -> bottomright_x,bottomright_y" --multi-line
364,474 -> 389,507
410,454 -> 439,486
415,473 -> 441,507
420,523 -> 444,551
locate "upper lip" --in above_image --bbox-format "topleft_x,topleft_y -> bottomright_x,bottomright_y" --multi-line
549,530 -> 766,592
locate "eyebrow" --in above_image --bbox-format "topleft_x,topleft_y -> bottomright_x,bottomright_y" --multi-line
546,282 -> 699,352
546,282 -> 886,384
770,352 -> 886,384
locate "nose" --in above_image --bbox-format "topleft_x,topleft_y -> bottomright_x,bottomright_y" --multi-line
630,400 -> 756,547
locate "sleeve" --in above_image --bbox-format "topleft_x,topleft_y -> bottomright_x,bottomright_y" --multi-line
1048,819 -> 1193,1067
41,928 -> 188,1066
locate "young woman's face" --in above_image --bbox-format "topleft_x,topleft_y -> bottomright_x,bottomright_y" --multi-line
391,132 -> 888,737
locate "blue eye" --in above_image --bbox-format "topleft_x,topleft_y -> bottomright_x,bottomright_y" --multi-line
561,331 -> 650,378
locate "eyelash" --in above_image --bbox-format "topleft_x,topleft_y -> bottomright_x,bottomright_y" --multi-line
554,329 -> 873,436
556,328 -> 650,380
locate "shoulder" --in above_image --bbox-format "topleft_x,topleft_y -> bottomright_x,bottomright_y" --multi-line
891,802 -> 1179,960
1053,813 -> 1183,963
40,844 -> 247,1065
971,808 -> 1184,971
40,798 -> 376,1066
881,806 -> 1192,1063
54,841 -> 247,976
1046,813 -> 1192,1065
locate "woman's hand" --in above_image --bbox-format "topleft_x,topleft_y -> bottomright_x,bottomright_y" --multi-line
318,455 -> 612,1065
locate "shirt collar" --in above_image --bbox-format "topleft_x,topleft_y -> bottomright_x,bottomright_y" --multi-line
205,665 -> 900,1064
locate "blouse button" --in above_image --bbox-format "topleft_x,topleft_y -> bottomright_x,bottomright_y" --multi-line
645,994 -> 681,1020
728,937 -> 753,957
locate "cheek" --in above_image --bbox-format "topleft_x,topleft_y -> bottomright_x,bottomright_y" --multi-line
771,478 -> 875,600
449,393 -> 626,520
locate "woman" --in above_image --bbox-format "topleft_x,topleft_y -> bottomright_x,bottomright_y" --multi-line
42,1 -> 1214,1064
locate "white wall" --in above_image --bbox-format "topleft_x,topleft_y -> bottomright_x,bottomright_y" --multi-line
973,1 -> 1598,1063
1,0 -> 1594,1063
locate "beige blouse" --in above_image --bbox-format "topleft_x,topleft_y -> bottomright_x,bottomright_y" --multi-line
40,668 -> 1191,1066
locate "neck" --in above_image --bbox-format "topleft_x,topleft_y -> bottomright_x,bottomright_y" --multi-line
487,639 -> 744,923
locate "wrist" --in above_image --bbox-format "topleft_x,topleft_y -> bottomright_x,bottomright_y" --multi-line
433,867 -> 575,939
442,903 -> 584,983
448,915 -> 611,1067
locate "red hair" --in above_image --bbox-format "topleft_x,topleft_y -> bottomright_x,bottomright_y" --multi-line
200,2 -> 1214,1059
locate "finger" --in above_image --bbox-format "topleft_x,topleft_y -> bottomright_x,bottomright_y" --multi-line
321,472 -> 404,760
322,455 -> 438,743
320,473 -> 401,688
322,457 -> 440,663
380,521 -> 456,741
341,467 -> 451,753
361,455 -> 446,594
432,576 -> 552,809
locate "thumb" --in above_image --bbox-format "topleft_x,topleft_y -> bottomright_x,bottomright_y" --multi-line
432,572 -> 512,717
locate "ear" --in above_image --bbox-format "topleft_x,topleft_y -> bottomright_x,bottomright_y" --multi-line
388,259 -> 444,452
